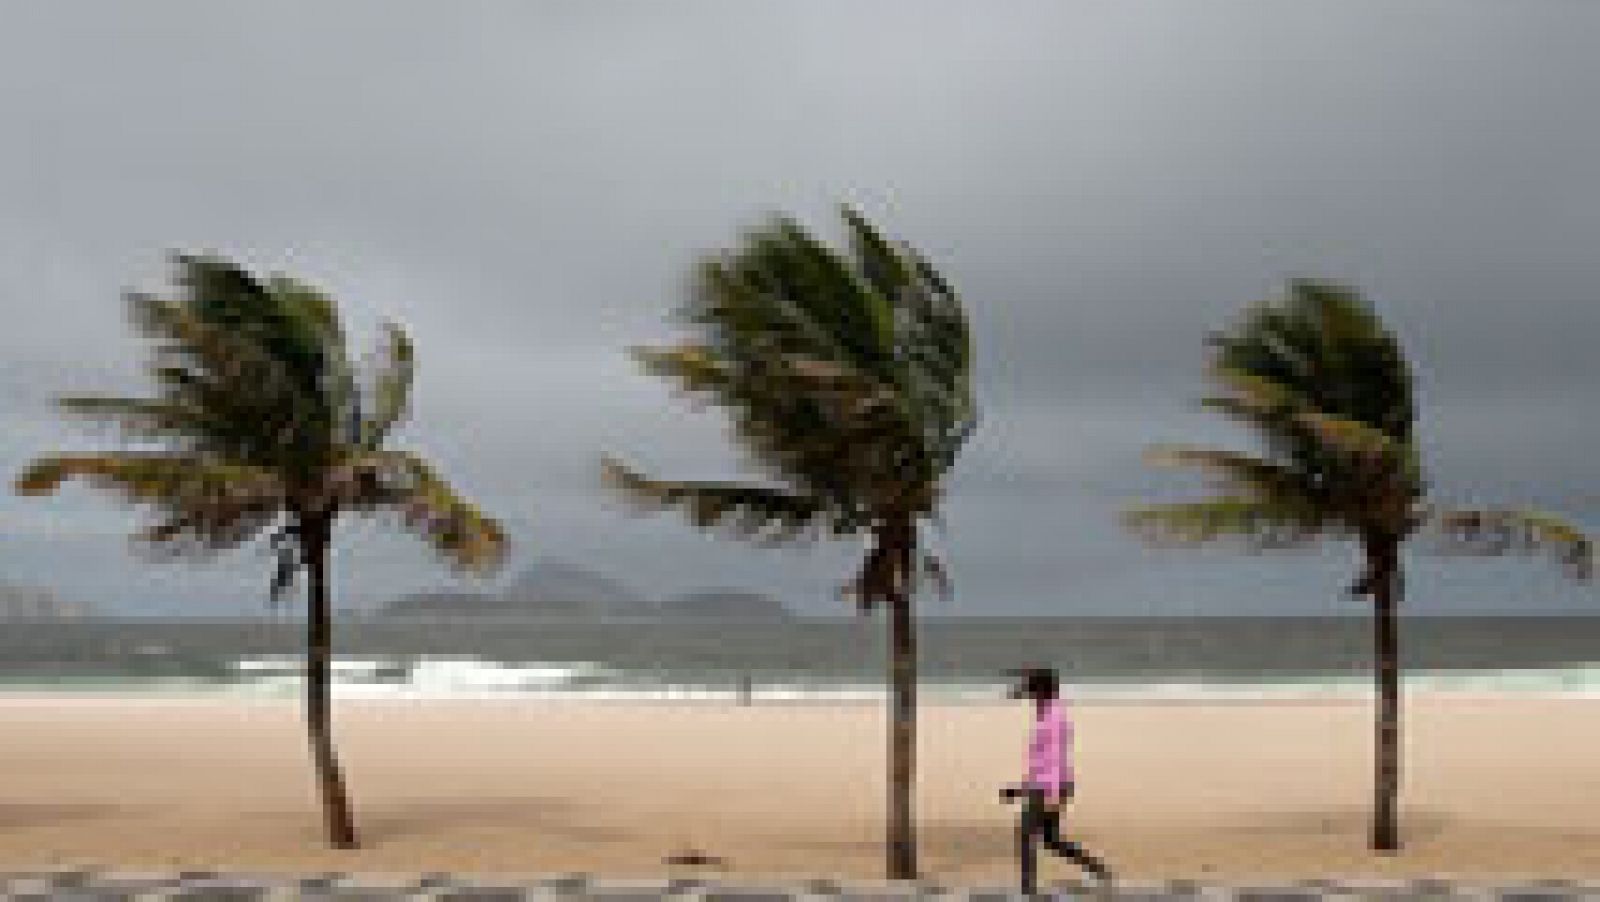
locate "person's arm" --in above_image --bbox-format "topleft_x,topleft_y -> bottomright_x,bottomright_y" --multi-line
1060,706 -> 1075,801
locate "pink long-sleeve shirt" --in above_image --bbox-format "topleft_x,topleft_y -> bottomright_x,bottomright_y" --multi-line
1025,697 -> 1073,796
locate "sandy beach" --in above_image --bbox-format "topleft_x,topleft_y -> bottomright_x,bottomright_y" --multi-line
0,695 -> 1594,883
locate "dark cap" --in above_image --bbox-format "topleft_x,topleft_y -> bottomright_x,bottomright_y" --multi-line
1006,666 -> 1058,699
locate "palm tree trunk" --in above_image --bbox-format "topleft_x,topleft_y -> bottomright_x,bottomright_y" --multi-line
304,516 -> 359,849
883,513 -> 918,880
1367,536 -> 1402,852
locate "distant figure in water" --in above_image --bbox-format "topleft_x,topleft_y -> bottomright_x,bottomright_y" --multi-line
737,673 -> 753,706
1002,666 -> 1113,894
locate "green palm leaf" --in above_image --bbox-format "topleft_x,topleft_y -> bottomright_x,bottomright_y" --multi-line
1142,444 -> 1320,505
359,322 -> 415,450
17,453 -> 282,507
600,457 -> 831,544
628,208 -> 975,531
338,450 -> 507,573
1124,498 -> 1328,548
1430,507 -> 1594,580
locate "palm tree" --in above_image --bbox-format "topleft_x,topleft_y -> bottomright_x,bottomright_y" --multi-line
602,206 -> 976,879
1125,279 -> 1591,851
15,254 -> 507,848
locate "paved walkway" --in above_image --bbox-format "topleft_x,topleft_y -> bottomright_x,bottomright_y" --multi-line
1,870 -> 1596,900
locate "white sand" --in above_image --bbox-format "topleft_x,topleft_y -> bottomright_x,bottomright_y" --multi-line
0,695 -> 1594,881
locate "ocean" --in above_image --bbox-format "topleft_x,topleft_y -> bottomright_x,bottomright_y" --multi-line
0,616 -> 1596,700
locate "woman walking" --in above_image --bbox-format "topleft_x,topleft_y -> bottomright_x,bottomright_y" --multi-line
1004,666 -> 1113,895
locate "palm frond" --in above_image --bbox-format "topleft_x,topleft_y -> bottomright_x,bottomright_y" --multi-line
1198,367 -> 1321,450
611,208 -> 973,630
262,274 -> 360,447
147,256 -> 360,455
359,321 -> 415,450
1143,444 -> 1318,503
15,454 -> 285,553
1292,410 -> 1407,470
125,291 -> 317,462
132,506 -> 284,558
1209,280 -> 1414,441
1429,508 -> 1594,580
1158,282 -> 1426,541
1203,363 -> 1315,413
671,209 -> 976,493
339,451 -> 507,574
16,453 -> 278,502
56,396 -> 209,438
601,457 -> 833,545
840,205 -> 975,470
1124,498 -> 1330,549
632,344 -> 732,403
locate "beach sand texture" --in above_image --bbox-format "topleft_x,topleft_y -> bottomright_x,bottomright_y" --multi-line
0,696 -> 1594,882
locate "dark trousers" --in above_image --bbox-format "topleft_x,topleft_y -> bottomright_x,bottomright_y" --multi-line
1018,784 -> 1109,894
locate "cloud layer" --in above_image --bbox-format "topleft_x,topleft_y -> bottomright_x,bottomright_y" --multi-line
2,1 -> 1595,616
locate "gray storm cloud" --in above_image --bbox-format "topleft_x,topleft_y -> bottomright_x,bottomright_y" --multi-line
1,0 -> 1595,616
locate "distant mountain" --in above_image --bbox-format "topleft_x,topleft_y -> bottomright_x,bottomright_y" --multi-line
0,584 -> 91,620
499,558 -> 655,618
377,560 -> 795,621
380,558 -> 655,619
657,588 -> 793,620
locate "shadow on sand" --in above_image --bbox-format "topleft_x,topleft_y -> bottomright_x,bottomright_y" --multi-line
1215,806 -> 1454,842
0,802 -> 134,830
356,797 -> 630,845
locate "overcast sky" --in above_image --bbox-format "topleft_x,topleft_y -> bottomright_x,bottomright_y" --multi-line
2,1 -> 1596,617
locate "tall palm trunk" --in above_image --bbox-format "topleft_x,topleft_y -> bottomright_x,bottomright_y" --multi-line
882,513 -> 918,880
304,515 -> 359,849
1366,535 -> 1403,851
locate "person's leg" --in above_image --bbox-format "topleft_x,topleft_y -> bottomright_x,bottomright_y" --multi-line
1040,803 -> 1113,881
1017,789 -> 1042,895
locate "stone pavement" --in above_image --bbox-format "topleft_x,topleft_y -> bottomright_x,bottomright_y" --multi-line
1,871 -> 1597,900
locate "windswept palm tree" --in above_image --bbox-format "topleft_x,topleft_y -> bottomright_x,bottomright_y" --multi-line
602,206 -> 976,879
15,254 -> 506,848
1126,279 -> 1591,851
